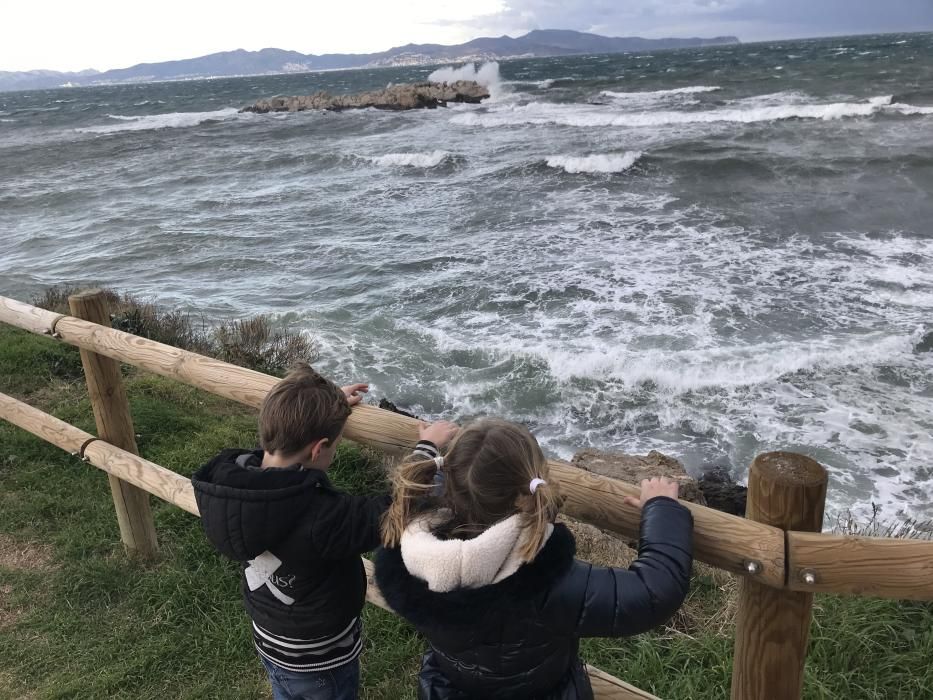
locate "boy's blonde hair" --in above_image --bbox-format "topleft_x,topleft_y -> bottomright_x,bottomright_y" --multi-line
259,363 -> 350,455
383,418 -> 562,562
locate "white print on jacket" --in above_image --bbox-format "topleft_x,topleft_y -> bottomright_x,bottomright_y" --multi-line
245,551 -> 296,605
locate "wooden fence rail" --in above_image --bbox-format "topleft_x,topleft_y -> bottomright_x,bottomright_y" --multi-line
787,532 -> 933,600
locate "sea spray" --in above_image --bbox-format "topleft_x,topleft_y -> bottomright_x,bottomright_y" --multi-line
428,62 -> 503,99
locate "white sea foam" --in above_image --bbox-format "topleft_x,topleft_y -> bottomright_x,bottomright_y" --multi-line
549,333 -> 917,391
890,103 -> 933,115
76,107 -> 239,134
545,151 -> 642,174
732,91 -> 811,107
506,78 -> 557,89
370,150 -> 450,168
363,212 -> 933,521
451,95 -> 931,129
600,85 -> 720,99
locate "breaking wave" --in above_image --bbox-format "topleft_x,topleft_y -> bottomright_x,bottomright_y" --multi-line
546,151 -> 642,173
370,150 -> 450,168
452,96 -> 933,128
505,78 -> 557,89
76,107 -> 239,134
428,62 -> 501,88
600,85 -> 720,99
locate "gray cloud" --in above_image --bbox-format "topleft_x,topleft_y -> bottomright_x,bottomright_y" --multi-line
457,0 -> 933,42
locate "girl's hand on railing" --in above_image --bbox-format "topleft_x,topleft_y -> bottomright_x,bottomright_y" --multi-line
418,420 -> 459,449
623,476 -> 680,508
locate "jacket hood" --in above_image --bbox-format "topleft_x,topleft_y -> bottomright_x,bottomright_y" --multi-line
191,448 -> 328,560
375,522 -> 576,628
402,511 -> 554,592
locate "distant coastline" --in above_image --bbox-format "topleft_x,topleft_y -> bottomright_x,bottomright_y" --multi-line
0,28 -> 739,92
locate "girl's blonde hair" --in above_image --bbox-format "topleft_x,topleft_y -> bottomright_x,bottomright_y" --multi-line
382,418 -> 562,562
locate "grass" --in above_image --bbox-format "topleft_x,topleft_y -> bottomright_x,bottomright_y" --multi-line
1,323 -> 932,698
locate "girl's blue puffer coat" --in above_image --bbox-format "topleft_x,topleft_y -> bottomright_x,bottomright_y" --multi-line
375,496 -> 694,700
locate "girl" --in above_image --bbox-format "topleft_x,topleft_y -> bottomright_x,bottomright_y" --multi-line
375,418 -> 694,700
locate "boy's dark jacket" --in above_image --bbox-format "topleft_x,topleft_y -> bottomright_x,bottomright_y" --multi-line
375,497 -> 693,700
192,448 -> 390,638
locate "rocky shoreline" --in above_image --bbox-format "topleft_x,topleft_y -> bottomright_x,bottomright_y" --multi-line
241,80 -> 490,113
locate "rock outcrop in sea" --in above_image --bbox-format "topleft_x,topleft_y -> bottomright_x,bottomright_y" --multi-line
572,448 -> 706,504
570,448 -> 748,515
241,81 -> 490,113
696,466 -> 748,516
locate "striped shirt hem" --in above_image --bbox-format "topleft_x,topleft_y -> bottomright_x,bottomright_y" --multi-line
252,618 -> 362,672
255,635 -> 363,672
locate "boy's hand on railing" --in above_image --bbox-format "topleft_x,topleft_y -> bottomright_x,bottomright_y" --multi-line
341,383 -> 369,406
418,420 -> 459,449
623,476 -> 680,509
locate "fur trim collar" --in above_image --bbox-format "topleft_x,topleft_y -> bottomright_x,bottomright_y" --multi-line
375,523 -> 576,628
401,512 -> 553,592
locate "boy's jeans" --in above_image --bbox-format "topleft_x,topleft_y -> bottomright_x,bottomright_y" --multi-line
260,656 -> 360,700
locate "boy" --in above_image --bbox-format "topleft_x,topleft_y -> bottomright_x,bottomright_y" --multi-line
192,363 -> 383,700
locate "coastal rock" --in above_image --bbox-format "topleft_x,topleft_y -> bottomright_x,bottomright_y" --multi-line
570,448 -> 706,505
696,466 -> 747,516
378,398 -> 420,420
241,80 -> 490,113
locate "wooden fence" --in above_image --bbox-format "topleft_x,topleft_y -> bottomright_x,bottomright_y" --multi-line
1,292 -> 932,699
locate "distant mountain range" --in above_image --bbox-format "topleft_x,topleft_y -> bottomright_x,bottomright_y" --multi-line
0,29 -> 739,93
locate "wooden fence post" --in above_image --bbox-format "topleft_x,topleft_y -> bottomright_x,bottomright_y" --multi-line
68,290 -> 158,559
731,451 -> 827,700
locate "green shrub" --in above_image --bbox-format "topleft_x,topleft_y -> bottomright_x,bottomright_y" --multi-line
31,285 -> 317,377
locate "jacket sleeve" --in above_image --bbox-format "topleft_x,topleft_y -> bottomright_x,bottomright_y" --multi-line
310,491 -> 392,559
569,496 -> 694,637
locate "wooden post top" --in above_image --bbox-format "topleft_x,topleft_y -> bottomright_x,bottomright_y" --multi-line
751,451 -> 827,488
68,288 -> 106,301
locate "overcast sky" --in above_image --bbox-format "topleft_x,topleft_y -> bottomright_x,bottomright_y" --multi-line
3,0 -> 933,73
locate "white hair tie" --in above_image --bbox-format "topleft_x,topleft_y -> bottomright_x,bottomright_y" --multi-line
434,455 -> 444,470
529,478 -> 546,494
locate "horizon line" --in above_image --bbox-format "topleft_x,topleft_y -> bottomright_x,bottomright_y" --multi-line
3,27 -> 930,76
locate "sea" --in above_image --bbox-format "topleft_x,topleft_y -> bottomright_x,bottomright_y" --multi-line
1,33 -> 932,521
